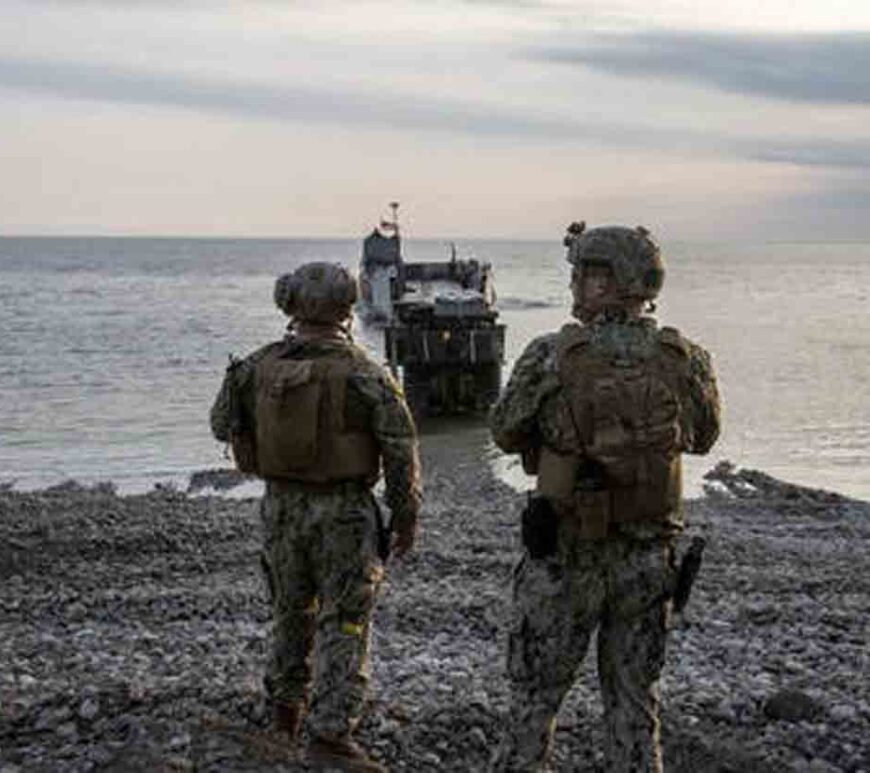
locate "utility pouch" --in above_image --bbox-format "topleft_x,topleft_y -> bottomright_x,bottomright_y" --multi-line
521,447 -> 540,475
673,536 -> 706,613
571,458 -> 609,539
230,432 -> 258,475
574,489 -> 610,540
255,359 -> 320,477
521,493 -> 558,560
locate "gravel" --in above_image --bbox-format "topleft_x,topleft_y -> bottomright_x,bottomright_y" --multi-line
1,428 -> 868,771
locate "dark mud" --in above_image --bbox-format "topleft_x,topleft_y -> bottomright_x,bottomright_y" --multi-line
1,427 -> 868,772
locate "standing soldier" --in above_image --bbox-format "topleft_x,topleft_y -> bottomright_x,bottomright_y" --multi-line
490,224 -> 721,772
210,262 -> 421,772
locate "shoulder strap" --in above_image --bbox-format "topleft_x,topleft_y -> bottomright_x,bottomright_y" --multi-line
317,356 -> 354,432
659,326 -> 690,358
554,323 -> 594,448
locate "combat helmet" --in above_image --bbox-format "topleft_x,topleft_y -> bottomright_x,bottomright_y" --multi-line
563,222 -> 665,301
274,262 -> 358,323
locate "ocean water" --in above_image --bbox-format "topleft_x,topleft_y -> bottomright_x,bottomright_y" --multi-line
1,236 -> 868,501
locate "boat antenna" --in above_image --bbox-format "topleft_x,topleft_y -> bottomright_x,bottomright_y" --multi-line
389,201 -> 400,235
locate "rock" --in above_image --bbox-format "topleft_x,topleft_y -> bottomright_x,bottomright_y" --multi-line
764,690 -> 823,722
187,468 -> 251,493
79,697 -> 100,721
164,756 -> 194,771
169,733 -> 191,750
35,708 -> 56,731
828,704 -> 857,723
1,458 -> 868,772
56,722 -> 78,740
711,698 -> 736,723
808,759 -> 842,773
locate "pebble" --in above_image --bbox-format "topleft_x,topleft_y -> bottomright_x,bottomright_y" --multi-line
764,690 -> 822,722
808,759 -> 843,773
829,704 -> 857,723
79,698 -> 99,721
0,463 -> 868,772
56,722 -> 78,740
169,733 -> 191,751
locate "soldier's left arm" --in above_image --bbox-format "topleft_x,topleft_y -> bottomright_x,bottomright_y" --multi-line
351,365 -> 422,534
684,342 -> 722,455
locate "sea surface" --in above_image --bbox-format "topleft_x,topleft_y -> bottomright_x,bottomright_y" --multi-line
1,236 -> 868,501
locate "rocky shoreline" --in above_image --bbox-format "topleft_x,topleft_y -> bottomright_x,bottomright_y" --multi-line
1,425 -> 868,772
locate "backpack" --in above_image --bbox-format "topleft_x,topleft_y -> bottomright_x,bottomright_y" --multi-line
552,323 -> 691,526
253,347 -> 379,483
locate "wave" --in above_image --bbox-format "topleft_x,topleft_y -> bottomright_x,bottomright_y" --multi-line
496,296 -> 558,310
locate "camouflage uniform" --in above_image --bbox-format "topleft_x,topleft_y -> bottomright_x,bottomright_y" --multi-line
491,304 -> 720,767
210,267 -> 421,756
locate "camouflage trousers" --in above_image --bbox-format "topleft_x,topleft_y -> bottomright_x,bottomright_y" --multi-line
259,479 -> 384,741
494,530 -> 675,773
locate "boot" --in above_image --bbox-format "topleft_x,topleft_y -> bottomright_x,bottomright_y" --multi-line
306,734 -> 386,772
273,701 -> 304,744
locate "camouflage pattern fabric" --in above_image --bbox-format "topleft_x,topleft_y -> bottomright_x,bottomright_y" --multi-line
210,334 -> 422,533
260,480 -> 384,739
494,530 -> 674,772
564,224 -> 664,302
490,315 -> 720,772
210,329 -> 421,742
273,263 -> 358,323
491,317 -> 720,538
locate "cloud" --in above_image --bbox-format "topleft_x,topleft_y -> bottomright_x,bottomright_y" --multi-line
0,56 -> 579,138
3,55 -> 870,171
735,179 -> 870,239
531,31 -> 870,105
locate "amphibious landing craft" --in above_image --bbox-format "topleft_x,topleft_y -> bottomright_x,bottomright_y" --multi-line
359,203 -> 506,419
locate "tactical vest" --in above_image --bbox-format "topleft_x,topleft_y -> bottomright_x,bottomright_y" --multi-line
252,348 -> 379,483
537,323 -> 691,536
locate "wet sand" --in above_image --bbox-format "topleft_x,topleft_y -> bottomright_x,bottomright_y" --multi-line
1,427 -> 868,771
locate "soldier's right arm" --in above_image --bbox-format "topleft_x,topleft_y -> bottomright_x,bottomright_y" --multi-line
209,367 -> 237,443
209,344 -> 275,442
489,334 -> 560,454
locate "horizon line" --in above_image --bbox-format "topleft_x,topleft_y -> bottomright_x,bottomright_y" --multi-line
2,233 -> 870,246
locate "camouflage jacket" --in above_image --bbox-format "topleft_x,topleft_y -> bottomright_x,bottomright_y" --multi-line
210,332 -> 422,531
490,317 -> 721,534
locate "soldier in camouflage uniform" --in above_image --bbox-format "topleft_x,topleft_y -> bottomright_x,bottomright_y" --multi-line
490,224 -> 721,772
210,263 -> 421,772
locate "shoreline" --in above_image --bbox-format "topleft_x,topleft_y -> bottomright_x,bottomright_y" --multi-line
1,440 -> 868,771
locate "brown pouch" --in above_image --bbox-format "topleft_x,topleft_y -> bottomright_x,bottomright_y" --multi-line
574,489 -> 610,540
255,359 -> 320,476
537,447 -> 577,501
230,431 -> 258,474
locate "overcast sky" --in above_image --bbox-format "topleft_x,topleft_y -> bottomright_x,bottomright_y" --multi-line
2,0 -> 869,239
